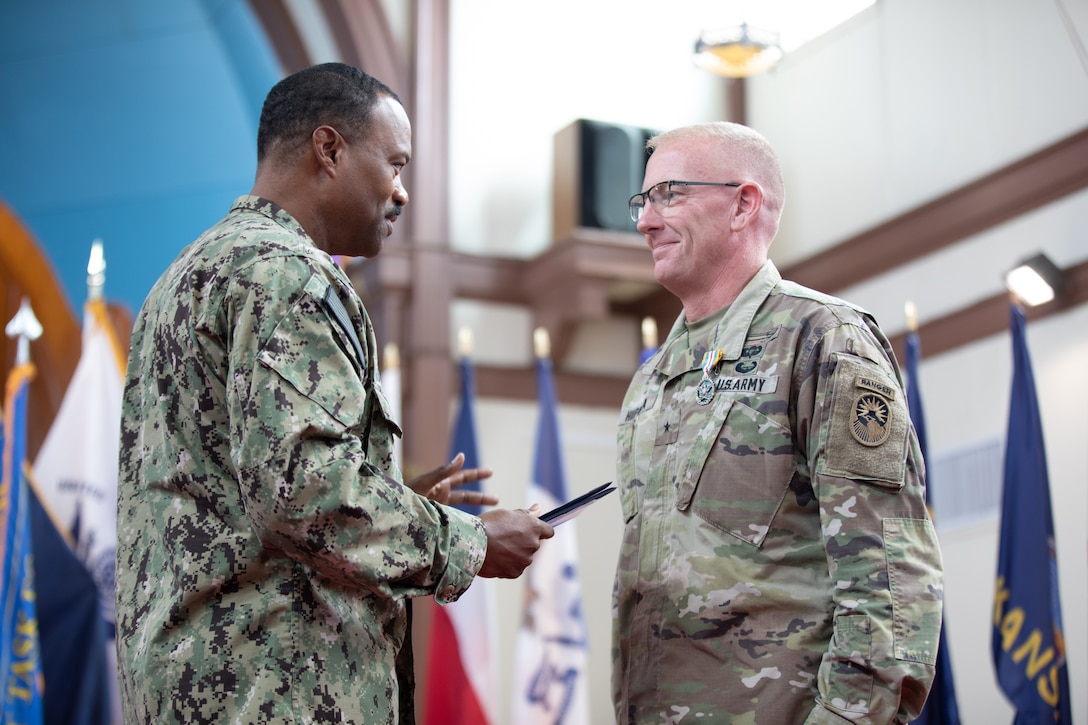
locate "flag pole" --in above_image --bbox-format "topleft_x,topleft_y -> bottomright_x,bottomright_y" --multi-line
458,326 -> 473,359
5,297 -> 42,366
382,342 -> 400,374
641,316 -> 657,350
533,327 -> 550,360
639,316 -> 659,365
87,239 -> 106,302
904,300 -> 918,333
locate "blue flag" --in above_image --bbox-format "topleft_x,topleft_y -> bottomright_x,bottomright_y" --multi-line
511,357 -> 590,724
27,478 -> 111,725
423,356 -> 498,725
531,357 -> 569,509
904,331 -> 961,725
449,358 -> 483,515
1,363 -> 44,724
992,304 -> 1071,723
638,345 -> 657,366
638,317 -> 658,366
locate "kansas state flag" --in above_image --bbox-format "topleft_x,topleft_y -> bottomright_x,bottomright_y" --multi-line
1,363 -> 44,724
991,304 -> 1070,723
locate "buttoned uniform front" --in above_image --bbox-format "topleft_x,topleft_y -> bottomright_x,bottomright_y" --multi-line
116,196 -> 487,724
612,260 -> 943,724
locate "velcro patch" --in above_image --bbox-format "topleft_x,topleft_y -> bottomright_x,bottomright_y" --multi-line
817,353 -> 909,487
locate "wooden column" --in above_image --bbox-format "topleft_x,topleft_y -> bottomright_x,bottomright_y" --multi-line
402,0 -> 453,479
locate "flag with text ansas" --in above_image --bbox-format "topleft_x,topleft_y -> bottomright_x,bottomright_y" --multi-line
991,304 -> 1070,723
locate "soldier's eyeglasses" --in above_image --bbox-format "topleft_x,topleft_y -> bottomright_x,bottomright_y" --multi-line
628,180 -> 742,222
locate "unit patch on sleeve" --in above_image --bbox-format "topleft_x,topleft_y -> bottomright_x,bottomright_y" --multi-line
817,353 -> 910,487
851,390 -> 891,447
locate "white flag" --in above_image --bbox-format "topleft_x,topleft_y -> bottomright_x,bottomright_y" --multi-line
33,298 -> 124,725
511,356 -> 590,725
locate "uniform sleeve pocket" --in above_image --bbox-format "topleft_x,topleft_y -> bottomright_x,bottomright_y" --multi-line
885,517 -> 942,664
256,278 -> 365,430
684,400 -> 795,547
617,422 -> 639,524
821,613 -> 874,715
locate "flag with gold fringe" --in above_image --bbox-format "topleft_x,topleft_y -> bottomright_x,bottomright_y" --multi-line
1,361 -> 45,723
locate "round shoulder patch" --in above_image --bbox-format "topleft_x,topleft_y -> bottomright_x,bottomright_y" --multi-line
850,392 -> 891,446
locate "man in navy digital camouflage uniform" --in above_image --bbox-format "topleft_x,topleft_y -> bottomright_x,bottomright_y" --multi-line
612,122 -> 943,724
116,63 -> 553,724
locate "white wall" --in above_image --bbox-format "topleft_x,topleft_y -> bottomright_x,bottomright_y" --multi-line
748,0 -> 1088,264
446,0 -> 1088,723
448,0 -> 731,258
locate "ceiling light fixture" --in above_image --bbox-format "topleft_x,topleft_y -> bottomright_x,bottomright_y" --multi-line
1004,253 -> 1063,307
694,22 -> 784,79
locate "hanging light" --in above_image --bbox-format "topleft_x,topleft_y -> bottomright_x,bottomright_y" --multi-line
694,22 -> 784,78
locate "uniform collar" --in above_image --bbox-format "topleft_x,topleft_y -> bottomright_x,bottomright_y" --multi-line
231,195 -> 309,240
646,260 -> 780,378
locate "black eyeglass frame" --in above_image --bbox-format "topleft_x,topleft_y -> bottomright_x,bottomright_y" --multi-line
628,180 -> 743,222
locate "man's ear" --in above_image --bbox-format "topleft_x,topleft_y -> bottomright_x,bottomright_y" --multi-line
731,183 -> 764,231
312,126 -> 342,175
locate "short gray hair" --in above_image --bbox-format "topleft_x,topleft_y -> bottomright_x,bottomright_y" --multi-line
647,122 -> 785,223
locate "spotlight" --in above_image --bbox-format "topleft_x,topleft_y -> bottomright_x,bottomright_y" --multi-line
1004,253 -> 1063,307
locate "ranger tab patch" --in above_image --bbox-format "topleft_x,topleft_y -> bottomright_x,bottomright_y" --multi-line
855,375 -> 896,400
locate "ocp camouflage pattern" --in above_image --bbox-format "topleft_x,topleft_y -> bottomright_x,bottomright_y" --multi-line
612,261 -> 942,724
116,196 -> 487,724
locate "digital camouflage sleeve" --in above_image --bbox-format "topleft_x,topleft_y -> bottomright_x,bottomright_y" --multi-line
116,196 -> 487,724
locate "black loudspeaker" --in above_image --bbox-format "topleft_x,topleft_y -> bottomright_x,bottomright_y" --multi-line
552,119 -> 656,241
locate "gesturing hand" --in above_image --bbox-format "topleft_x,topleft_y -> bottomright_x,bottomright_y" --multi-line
407,452 -> 500,507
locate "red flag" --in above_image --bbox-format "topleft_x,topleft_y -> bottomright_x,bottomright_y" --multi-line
423,358 -> 495,725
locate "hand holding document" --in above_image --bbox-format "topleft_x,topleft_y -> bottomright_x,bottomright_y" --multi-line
539,482 -> 616,526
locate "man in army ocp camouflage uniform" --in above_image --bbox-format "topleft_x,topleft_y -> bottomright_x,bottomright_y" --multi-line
115,63 -> 554,724
612,122 -> 943,724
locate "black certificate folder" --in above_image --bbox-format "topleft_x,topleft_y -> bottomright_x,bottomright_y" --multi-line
540,482 -> 616,525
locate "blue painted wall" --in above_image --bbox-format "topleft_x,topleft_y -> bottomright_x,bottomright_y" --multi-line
0,0 -> 282,318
